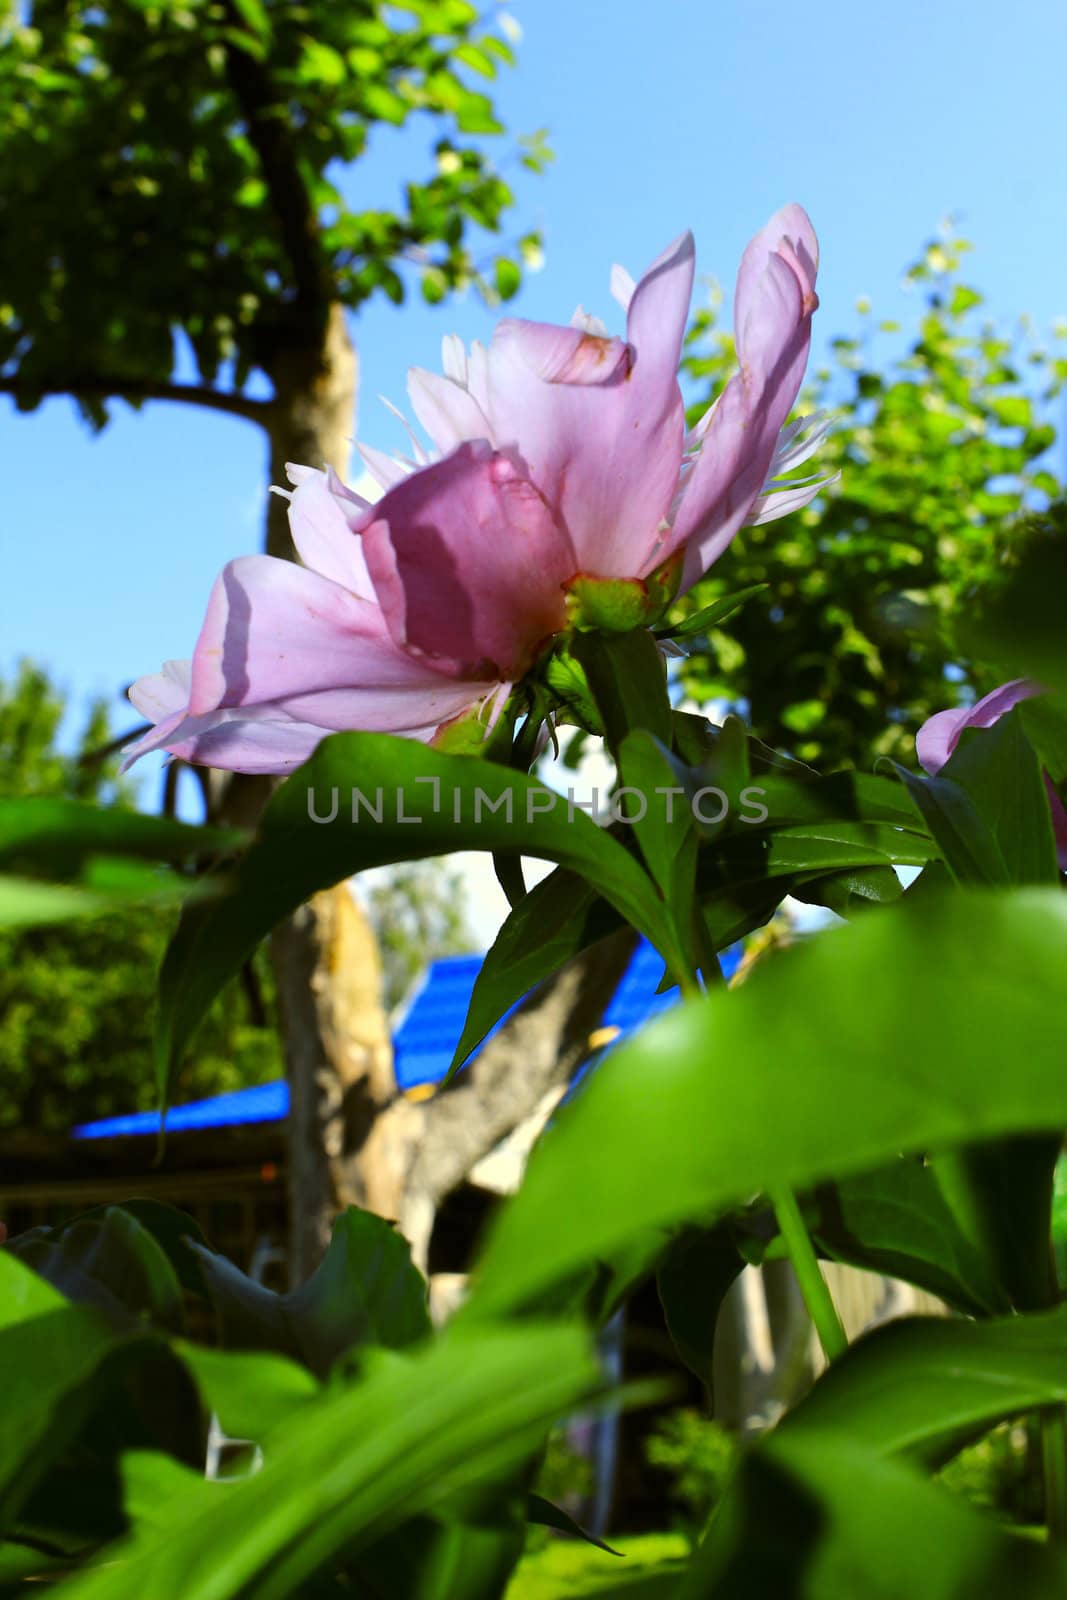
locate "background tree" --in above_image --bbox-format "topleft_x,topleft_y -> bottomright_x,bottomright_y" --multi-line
362,860 -> 474,1012
0,0 -> 549,1274
676,229 -> 1066,768
0,659 -> 281,1133
0,662 -> 485,1134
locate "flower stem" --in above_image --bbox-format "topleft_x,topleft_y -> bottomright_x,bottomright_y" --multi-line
769,1184 -> 848,1365
1042,1407 -> 1067,1544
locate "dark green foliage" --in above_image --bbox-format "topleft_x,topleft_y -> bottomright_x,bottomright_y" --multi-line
0,661 -> 280,1129
0,1 -> 544,422
643,1411 -> 737,1540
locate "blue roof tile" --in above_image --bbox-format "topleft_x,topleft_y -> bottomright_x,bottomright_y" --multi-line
74,938 -> 742,1139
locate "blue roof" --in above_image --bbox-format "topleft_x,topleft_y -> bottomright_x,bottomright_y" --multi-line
74,938 -> 741,1140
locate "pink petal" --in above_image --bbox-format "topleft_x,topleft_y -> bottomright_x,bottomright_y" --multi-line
486,232 -> 695,579
123,669 -> 485,775
407,366 -> 493,453
185,555 -> 481,720
915,706 -> 973,775
916,678 -> 1041,773
735,202 -> 819,341
259,679 -> 495,733
167,716 -> 340,774
359,441 -> 574,680
493,321 -> 634,386
669,206 -> 819,589
285,466 -> 376,599
958,677 -> 1040,732
128,659 -> 192,724
121,703 -> 333,776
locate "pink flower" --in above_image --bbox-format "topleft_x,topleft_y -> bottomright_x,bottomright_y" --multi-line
917,678 -> 1067,870
126,205 -> 827,775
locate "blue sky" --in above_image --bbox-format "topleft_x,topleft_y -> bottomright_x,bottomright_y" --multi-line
4,0 -> 1066,794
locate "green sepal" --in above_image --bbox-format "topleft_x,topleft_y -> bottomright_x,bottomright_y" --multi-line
564,552 -> 682,633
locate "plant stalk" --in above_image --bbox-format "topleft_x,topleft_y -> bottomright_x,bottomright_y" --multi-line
769,1184 -> 848,1365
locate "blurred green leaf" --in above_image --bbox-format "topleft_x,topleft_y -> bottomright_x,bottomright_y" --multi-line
810,1157 -> 1009,1316
0,1247 -> 66,1331
59,1323 -> 600,1600
526,1493 -> 622,1556
683,1430 -> 1067,1599
781,1304 -> 1067,1465
186,1207 -> 430,1378
7,1208 -> 185,1332
463,891 -> 1067,1318
656,1225 -> 746,1399
176,1346 -> 320,1441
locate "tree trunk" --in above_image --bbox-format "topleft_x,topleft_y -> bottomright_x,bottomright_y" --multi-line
265,303 -> 359,562
385,929 -> 639,1272
240,306 -> 636,1285
270,888 -> 394,1283
258,306 -> 399,1283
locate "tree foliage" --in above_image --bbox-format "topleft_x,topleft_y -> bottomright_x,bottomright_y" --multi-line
361,860 -> 474,1012
0,664 -> 482,1129
676,229 -> 1066,769
0,661 -> 281,1132
0,0 -> 546,424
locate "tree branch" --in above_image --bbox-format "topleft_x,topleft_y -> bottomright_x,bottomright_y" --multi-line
373,929 -> 639,1269
0,375 -> 270,424
220,9 -> 329,332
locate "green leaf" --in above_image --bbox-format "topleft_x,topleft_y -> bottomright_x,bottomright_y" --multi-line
929,1133 -> 1060,1312
0,1306 -> 158,1534
157,733 -> 681,1092
0,1248 -> 66,1331
656,1225 -> 746,1398
7,1208 -> 185,1332
0,798 -> 241,878
570,629 -> 672,758
494,256 -> 521,299
186,1207 -> 430,1378
990,393 -> 1032,427
888,762 -> 1008,885
781,1302 -> 1067,1464
446,869 -> 625,1078
0,800 -> 240,925
752,769 -> 924,831
616,733 -> 699,951
0,1542 -> 69,1590
966,534 -> 1067,703
462,890 -> 1067,1318
809,1157 -> 1009,1316
66,1199 -> 212,1298
1021,696 -> 1067,786
526,1493 -> 622,1556
58,1324 -> 600,1600
654,584 -> 769,641
300,40 -> 347,86
699,820 -> 940,894
352,1507 -> 526,1600
940,709 -> 1059,885
683,1430 -> 1067,1599
792,863 -> 904,916
176,1346 -> 320,1441
0,871 -> 182,926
